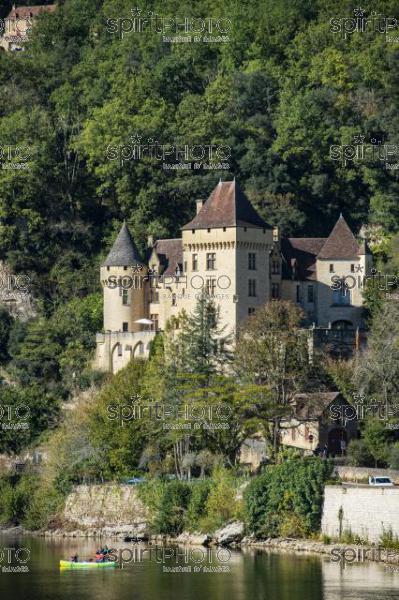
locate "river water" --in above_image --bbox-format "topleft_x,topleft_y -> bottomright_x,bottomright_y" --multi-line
1,534 -> 399,600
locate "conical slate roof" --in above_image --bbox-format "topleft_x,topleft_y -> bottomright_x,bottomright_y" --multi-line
103,222 -> 144,266
182,180 -> 270,230
317,215 -> 360,259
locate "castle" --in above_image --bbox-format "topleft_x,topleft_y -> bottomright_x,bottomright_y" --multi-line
94,180 -> 372,373
0,4 -> 56,52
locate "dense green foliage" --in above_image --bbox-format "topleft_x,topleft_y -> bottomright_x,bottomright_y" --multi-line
244,458 -> 333,538
1,0 -> 399,292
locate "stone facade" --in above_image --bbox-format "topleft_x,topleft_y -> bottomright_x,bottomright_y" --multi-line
322,485 -> 399,543
94,180 -> 372,374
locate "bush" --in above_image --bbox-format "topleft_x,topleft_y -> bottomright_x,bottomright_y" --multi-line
244,458 -> 333,539
154,481 -> 192,535
200,467 -> 240,532
389,443 -> 399,470
346,439 -> 373,467
0,476 -> 15,524
185,480 -> 212,532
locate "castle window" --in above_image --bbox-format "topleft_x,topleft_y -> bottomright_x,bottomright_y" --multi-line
351,264 -> 355,272
329,264 -> 334,273
150,314 -> 159,331
248,253 -> 256,270
272,283 -> 280,299
107,266 -> 110,271
123,266 -> 128,271
248,279 -> 256,297
206,253 -> 216,270
150,290 -> 159,303
271,260 -> 279,274
307,285 -> 314,303
207,228 -> 211,232
332,288 -> 351,306
122,322 -> 128,332
184,261 -> 187,272
192,229 -> 195,234
206,278 -> 217,296
248,307 -> 255,316
122,288 -> 129,305
244,227 -> 247,232
172,293 -> 177,306
223,227 -> 226,232
117,343 -> 123,356
192,254 -> 198,271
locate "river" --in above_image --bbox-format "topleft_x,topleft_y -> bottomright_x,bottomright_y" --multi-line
1,534 -> 399,599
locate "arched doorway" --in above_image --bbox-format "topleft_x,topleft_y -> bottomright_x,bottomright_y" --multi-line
332,320 -> 353,330
328,428 -> 347,456
133,341 -> 144,357
111,342 -> 125,373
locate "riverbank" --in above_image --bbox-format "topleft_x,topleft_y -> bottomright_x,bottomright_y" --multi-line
3,522 -> 399,568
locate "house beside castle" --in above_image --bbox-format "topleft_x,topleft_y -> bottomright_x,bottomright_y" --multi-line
94,179 -> 372,374
0,4 -> 56,52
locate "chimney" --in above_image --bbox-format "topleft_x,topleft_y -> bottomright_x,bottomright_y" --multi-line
273,227 -> 279,242
196,199 -> 205,214
147,235 -> 154,248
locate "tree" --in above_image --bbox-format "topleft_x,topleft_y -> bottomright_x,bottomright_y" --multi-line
353,301 -> 399,407
174,291 -> 233,379
235,300 -> 312,451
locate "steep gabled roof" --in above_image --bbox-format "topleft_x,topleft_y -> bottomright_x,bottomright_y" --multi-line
281,238 -> 327,281
182,180 -> 270,230
293,392 -> 342,419
6,5 -> 56,19
317,215 -> 360,260
153,239 -> 182,276
103,222 -> 144,267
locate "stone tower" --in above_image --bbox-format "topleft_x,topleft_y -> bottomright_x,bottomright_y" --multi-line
101,221 -> 148,333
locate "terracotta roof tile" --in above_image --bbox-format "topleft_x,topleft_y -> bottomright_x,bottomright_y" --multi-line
293,392 -> 342,419
7,5 -> 56,19
281,238 -> 326,281
153,239 -> 182,276
182,180 -> 270,230
317,215 -> 360,259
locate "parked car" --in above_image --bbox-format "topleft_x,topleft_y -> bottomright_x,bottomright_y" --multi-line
125,477 -> 146,485
368,476 -> 395,486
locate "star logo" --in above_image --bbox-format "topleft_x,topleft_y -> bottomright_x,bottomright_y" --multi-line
131,134 -> 142,145
353,7 -> 365,17
132,264 -> 143,272
131,8 -> 141,17
353,134 -> 365,144
355,265 -> 363,273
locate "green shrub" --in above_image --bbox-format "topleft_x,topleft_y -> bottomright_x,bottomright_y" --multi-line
346,440 -> 374,467
200,467 -> 239,532
380,527 -> 399,550
389,443 -> 399,470
244,458 -> 333,539
0,476 -> 15,524
154,481 -> 192,535
185,480 -> 212,532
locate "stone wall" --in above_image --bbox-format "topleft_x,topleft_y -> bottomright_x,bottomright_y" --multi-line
322,485 -> 399,543
61,484 -> 148,537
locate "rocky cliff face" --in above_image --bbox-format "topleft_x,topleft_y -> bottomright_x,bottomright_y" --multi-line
57,484 -> 149,538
